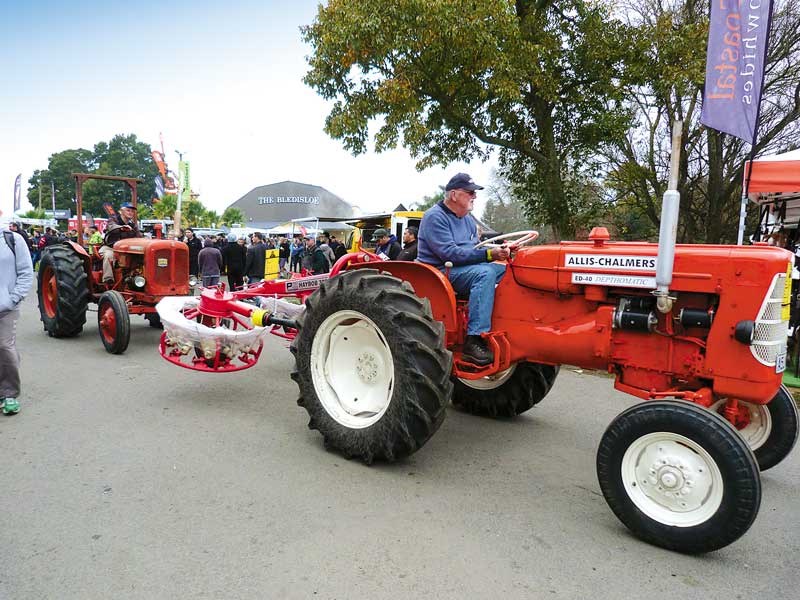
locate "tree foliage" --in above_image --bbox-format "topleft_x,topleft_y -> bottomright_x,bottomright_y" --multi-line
220,207 -> 245,227
412,190 -> 443,212
303,0 -> 642,238
605,0 -> 800,244
26,134 -> 160,217
24,134 -> 237,229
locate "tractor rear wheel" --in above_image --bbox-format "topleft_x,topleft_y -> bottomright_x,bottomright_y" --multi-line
453,363 -> 559,417
709,385 -> 799,471
291,269 -> 452,463
597,400 -> 761,554
97,291 -> 130,354
37,245 -> 89,337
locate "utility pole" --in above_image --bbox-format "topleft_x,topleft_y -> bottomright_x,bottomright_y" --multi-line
174,149 -> 184,233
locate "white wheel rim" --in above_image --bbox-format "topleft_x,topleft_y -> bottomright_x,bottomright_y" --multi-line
310,310 -> 394,429
621,432 -> 724,527
459,364 -> 517,390
709,400 -> 772,451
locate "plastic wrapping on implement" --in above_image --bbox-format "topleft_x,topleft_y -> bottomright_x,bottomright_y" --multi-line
157,296 -> 269,372
156,295 -> 305,371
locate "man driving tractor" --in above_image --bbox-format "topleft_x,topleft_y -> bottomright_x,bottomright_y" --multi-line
417,173 -> 509,366
100,202 -> 142,283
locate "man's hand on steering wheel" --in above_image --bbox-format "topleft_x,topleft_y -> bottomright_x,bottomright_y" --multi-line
489,247 -> 510,261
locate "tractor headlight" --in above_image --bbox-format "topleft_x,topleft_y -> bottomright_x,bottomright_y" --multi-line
133,275 -> 146,289
189,275 -> 199,287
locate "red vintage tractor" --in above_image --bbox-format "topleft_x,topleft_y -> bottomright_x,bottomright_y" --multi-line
155,123 -> 797,553
37,173 -> 191,353
156,230 -> 797,553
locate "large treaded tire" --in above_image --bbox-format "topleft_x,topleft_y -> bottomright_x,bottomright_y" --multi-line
290,269 -> 452,463
37,244 -> 89,337
597,400 -> 761,554
453,363 -> 559,417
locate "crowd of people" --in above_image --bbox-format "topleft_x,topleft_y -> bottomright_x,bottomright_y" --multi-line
2,171 -> 503,420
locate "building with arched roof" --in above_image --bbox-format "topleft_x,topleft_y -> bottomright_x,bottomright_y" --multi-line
226,181 -> 355,229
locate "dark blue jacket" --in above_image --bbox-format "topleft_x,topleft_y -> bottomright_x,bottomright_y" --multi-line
417,202 -> 489,267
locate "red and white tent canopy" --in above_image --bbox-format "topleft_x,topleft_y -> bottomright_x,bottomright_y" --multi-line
745,149 -> 800,202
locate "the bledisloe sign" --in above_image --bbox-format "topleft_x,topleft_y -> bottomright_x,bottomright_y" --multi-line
700,0 -> 773,142
564,254 -> 656,271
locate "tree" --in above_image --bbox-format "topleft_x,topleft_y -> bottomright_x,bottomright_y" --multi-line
27,148 -> 94,211
152,195 -> 177,220
84,134 -> 161,215
19,208 -> 47,220
605,0 -> 800,244
25,134 -> 160,218
220,207 -> 245,227
481,175 -> 533,234
411,191 -> 442,212
303,0 -> 642,238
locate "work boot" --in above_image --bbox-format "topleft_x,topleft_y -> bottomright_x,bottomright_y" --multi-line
2,398 -> 19,415
461,335 -> 494,366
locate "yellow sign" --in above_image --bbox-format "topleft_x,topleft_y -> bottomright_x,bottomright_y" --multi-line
782,262 -> 792,321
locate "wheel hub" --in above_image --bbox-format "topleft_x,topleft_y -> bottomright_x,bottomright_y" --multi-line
652,464 -> 686,493
311,310 -> 395,429
356,351 -> 379,383
623,433 -> 722,525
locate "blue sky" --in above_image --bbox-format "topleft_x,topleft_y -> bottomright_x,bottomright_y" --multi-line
0,0 -> 496,220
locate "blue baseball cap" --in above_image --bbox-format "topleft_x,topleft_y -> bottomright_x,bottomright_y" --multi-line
120,202 -> 135,209
444,173 -> 483,192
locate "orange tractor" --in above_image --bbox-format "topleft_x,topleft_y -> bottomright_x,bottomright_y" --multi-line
37,174 -> 191,353
157,232 -> 796,554
156,134 -> 797,553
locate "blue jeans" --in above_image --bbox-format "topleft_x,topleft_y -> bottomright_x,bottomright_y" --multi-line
446,262 -> 507,335
202,275 -> 220,287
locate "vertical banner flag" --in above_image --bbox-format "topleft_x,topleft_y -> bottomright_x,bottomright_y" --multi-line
700,0 -> 773,142
13,174 -> 21,211
179,160 -> 191,205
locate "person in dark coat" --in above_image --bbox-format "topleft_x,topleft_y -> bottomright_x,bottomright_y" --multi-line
372,228 -> 401,260
397,226 -> 418,261
278,237 -> 291,272
289,237 -> 304,272
198,238 -> 223,287
184,228 -> 203,276
329,234 -> 348,260
245,232 -> 267,283
223,234 -> 247,290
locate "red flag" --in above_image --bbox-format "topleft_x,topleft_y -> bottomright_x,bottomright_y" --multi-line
300,225 -> 308,236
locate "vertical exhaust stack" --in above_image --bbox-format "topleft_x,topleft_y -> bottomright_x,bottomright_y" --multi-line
654,121 -> 683,313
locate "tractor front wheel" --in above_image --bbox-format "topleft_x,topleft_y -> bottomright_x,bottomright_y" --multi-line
37,245 -> 89,337
291,269 -> 452,463
145,312 -> 163,328
453,362 -> 559,417
709,385 -> 799,471
597,401 -> 760,554
97,291 -> 130,354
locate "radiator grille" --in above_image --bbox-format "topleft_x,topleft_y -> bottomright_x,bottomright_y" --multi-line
750,272 -> 789,366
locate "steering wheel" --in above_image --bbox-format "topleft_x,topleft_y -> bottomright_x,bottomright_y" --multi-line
475,230 -> 539,249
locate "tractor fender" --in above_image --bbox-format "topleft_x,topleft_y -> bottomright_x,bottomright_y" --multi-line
66,239 -> 90,258
348,260 -> 458,335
